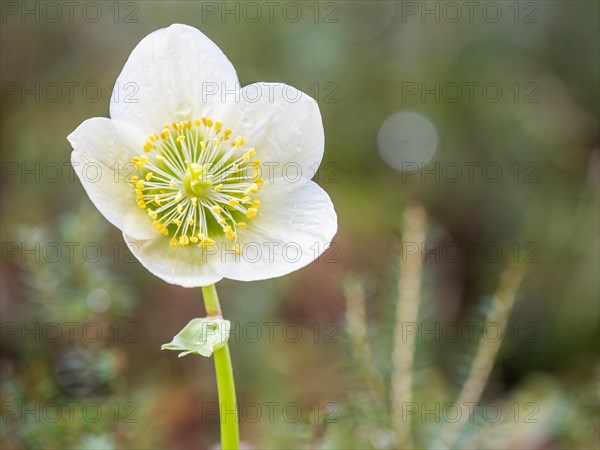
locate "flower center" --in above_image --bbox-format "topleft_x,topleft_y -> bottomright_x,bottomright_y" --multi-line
183,163 -> 213,197
129,118 -> 263,251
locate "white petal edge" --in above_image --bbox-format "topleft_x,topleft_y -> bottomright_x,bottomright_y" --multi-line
222,82 -> 325,179
110,24 -> 239,134
212,178 -> 338,282
123,233 -> 223,288
68,117 -> 158,240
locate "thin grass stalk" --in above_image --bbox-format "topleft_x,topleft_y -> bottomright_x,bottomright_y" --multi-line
435,264 -> 526,449
344,279 -> 388,408
391,205 -> 427,448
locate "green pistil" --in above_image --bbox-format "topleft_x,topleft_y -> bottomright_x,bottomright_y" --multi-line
183,163 -> 213,196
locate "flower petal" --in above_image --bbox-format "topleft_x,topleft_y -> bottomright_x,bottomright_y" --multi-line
123,233 -> 223,288
68,117 -> 157,240
213,178 -> 337,281
223,82 -> 324,179
110,24 -> 238,133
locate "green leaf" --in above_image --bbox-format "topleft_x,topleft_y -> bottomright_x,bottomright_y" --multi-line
161,318 -> 230,358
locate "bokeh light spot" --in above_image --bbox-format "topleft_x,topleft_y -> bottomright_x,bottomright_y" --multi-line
377,111 -> 438,171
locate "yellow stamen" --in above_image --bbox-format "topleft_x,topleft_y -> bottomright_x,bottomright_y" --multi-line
233,136 -> 245,147
223,226 -> 236,240
242,148 -> 256,162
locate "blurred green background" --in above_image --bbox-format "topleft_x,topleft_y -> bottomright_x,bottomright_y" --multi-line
1,1 -> 598,449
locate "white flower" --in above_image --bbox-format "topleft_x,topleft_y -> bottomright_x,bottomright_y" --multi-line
68,24 -> 337,287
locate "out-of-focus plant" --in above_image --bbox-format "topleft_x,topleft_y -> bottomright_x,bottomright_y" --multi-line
1,204 -> 153,450
325,204 -> 598,450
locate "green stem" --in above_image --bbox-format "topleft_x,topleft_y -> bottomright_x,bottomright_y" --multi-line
202,284 -> 239,450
